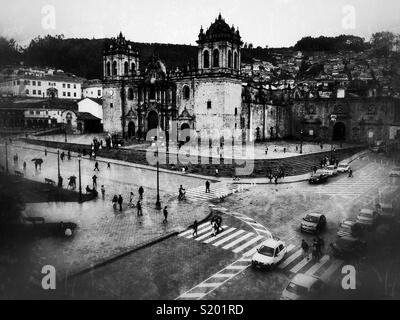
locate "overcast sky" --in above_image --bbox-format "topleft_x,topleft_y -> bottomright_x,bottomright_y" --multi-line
1,0 -> 400,48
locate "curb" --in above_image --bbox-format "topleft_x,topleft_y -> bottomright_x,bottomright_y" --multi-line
61,230 -> 181,283
60,212 -> 213,283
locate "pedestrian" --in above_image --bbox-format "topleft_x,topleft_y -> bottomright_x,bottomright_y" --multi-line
107,162 -> 111,169
94,161 -> 100,172
215,168 -> 219,177
45,149 -> 48,157
205,181 -> 210,193
138,186 -> 144,200
348,167 -> 353,178
283,148 -> 286,154
296,145 -> 298,152
163,206 -> 168,223
301,239 -> 310,260
313,239 -> 320,261
265,147 -> 268,155
92,174 -> 97,188
137,200 -> 143,216
118,195 -> 123,212
129,192 -> 134,208
101,185 -> 105,199
269,174 -> 273,184
316,235 -> 324,257
274,175 -> 278,185
192,220 -> 198,237
112,195 -> 118,209
60,152 -> 65,161
23,161 -> 26,171
320,143 -> 323,150
67,150 -> 71,160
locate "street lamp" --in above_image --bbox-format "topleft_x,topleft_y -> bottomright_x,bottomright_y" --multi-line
64,121 -> 67,143
155,131 -> 161,210
300,129 -> 304,154
330,114 -> 337,162
57,149 -> 62,188
78,154 -> 82,203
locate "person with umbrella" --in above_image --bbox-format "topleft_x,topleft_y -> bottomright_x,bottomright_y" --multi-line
31,158 -> 43,170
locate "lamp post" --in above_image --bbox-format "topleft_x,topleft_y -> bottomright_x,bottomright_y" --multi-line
155,131 -> 161,210
78,154 -> 82,203
330,114 -> 337,163
5,139 -> 9,173
64,121 -> 67,143
300,129 -> 304,154
57,149 -> 62,188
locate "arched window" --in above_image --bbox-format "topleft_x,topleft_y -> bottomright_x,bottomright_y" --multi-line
234,52 -> 238,70
203,50 -> 210,69
124,61 -> 129,75
128,88 -> 134,100
131,62 -> 136,72
213,49 -> 220,68
183,86 -> 190,100
112,61 -> 117,76
228,50 -> 233,68
106,61 -> 111,76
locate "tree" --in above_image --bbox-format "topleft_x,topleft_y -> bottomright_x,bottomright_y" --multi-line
370,31 -> 397,57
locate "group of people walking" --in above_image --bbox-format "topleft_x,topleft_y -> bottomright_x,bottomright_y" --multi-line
301,235 -> 325,261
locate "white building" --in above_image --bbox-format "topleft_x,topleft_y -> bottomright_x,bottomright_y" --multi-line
82,79 -> 103,99
0,67 -> 85,100
77,97 -> 103,122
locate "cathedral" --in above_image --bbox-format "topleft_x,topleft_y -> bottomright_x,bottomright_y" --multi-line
102,14 -> 400,146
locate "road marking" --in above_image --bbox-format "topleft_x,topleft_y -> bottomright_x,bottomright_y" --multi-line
320,260 -> 343,282
225,265 -> 248,270
212,230 -> 245,247
279,249 -> 302,269
212,273 -> 237,278
222,233 -> 253,250
186,225 -> 212,239
179,292 -> 205,299
197,283 -> 219,288
290,256 -> 311,273
305,255 -> 330,276
232,235 -> 264,253
203,227 -> 236,244
179,223 -> 209,237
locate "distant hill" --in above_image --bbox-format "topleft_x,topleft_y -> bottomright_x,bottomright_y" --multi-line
294,35 -> 367,52
0,35 -> 274,80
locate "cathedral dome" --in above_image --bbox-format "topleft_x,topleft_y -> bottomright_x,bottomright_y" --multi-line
144,57 -> 167,82
197,14 -> 242,45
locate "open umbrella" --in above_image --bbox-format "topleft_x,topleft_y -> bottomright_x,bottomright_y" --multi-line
31,158 -> 43,164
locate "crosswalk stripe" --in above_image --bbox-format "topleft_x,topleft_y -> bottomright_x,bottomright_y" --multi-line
179,223 -> 209,237
290,256 -> 311,273
279,249 -> 303,269
243,245 -> 260,257
213,230 -> 245,247
286,244 -> 295,253
195,225 -> 228,241
197,283 -> 220,288
186,225 -> 212,239
179,292 -> 205,299
305,255 -> 330,276
212,273 -> 236,278
225,265 -> 248,270
233,235 -> 264,253
222,233 -> 253,250
203,227 -> 236,244
320,260 -> 343,282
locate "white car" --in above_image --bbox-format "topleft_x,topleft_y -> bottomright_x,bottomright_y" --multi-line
252,238 -> 287,269
325,165 -> 338,176
389,167 -> 400,177
356,208 -> 379,228
281,274 -> 326,300
337,163 -> 350,173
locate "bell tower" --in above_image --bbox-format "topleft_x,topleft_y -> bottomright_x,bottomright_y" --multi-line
197,13 -> 243,73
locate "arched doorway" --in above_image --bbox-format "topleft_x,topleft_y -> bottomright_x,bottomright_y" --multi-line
180,123 -> 191,142
147,111 -> 159,131
332,122 -> 346,141
128,121 -> 135,138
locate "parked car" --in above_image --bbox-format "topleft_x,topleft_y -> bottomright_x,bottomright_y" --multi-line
376,202 -> 396,220
389,167 -> 400,177
309,174 -> 329,185
356,209 -> 379,229
301,213 -> 327,234
325,165 -> 338,176
252,238 -> 287,269
330,236 -> 366,259
337,220 -> 363,238
337,163 -> 350,173
281,274 -> 326,300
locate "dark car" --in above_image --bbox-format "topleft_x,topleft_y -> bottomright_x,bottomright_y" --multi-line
301,213 -> 327,234
309,174 -> 329,185
330,236 -> 366,259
